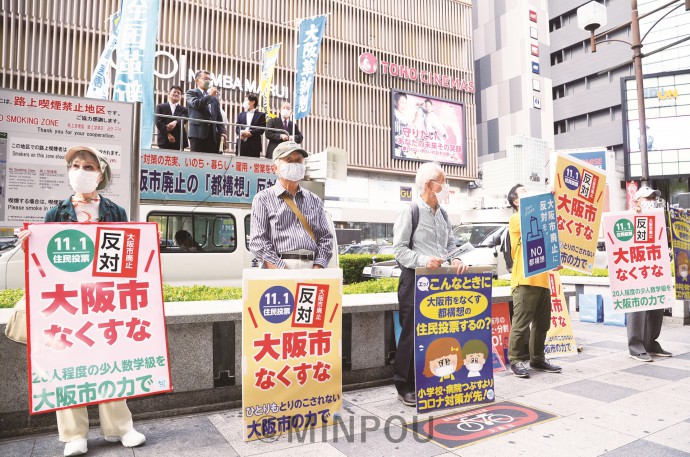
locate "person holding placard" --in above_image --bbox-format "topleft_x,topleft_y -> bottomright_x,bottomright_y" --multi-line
16,146 -> 145,456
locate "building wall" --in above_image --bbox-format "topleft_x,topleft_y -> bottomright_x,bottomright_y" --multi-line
0,0 -> 477,182
473,0 -> 555,165
639,0 -> 690,74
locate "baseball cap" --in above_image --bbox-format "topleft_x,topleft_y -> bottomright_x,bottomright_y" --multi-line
633,186 -> 660,200
272,141 -> 308,161
65,145 -> 112,190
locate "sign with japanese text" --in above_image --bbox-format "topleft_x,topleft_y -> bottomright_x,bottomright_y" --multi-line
519,192 -> 560,277
669,208 -> 690,299
554,153 -> 607,273
113,0 -> 160,149
294,15 -> 327,120
544,272 -> 578,357
26,222 -> 171,414
140,149 -> 275,204
391,89 -> 466,166
491,302 -> 510,369
242,268 -> 342,442
414,267 -> 494,414
0,88 -> 135,226
603,209 -> 674,314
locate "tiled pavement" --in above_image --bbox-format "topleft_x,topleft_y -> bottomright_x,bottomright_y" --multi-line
4,319 -> 690,456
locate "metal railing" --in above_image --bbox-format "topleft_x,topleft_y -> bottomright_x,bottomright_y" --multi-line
152,112 -> 291,156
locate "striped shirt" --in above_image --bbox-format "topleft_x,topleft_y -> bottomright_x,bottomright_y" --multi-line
250,182 -> 334,268
393,199 -> 456,268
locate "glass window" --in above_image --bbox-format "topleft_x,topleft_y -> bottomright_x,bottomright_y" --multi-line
147,212 -> 237,253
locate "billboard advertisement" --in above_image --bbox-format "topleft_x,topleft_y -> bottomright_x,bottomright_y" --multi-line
390,89 -> 466,166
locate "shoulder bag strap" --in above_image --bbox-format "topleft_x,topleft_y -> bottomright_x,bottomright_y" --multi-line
280,193 -> 316,242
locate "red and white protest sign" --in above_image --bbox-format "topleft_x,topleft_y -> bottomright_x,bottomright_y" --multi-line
603,209 -> 674,314
26,222 -> 172,414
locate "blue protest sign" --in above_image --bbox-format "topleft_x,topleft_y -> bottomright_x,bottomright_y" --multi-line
414,268 -> 495,414
294,15 -> 327,120
519,192 -> 561,277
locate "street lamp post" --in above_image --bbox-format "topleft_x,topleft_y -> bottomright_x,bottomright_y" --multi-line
577,0 -> 689,188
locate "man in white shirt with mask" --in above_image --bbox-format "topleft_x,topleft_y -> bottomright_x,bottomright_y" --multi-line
266,102 -> 304,159
249,141 -> 333,269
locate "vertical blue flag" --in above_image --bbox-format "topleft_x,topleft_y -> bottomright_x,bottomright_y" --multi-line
112,0 -> 160,149
294,15 -> 327,121
86,12 -> 121,100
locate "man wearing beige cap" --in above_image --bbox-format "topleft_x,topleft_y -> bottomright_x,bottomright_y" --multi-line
249,141 -> 333,269
627,185 -> 672,362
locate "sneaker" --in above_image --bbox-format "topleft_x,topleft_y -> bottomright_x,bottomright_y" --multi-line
630,353 -> 653,362
63,438 -> 87,456
649,348 -> 672,357
510,361 -> 530,378
530,359 -> 562,373
104,429 -> 146,447
397,391 -> 416,407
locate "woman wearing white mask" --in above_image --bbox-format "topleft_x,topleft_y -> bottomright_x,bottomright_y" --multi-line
391,162 -> 468,407
16,146 -> 145,456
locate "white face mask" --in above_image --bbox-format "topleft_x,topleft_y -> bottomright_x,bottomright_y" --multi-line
281,109 -> 291,118
432,364 -> 455,378
640,199 -> 663,210
278,162 -> 306,182
466,362 -> 483,373
242,100 -> 250,111
434,183 -> 450,202
69,169 -> 101,194
681,271 -> 688,279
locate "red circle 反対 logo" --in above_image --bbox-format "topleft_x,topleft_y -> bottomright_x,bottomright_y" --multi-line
358,52 -> 377,74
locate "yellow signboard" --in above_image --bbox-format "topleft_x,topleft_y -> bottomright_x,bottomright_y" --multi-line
242,268 -> 342,442
554,153 -> 607,273
544,272 -> 578,357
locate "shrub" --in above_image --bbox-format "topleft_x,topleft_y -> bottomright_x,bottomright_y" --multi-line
339,254 -> 394,284
0,289 -> 24,309
162,284 -> 242,302
343,278 -> 398,294
559,268 -> 609,277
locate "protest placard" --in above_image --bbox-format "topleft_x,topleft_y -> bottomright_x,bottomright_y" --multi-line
669,208 -> 690,300
26,222 -> 171,414
603,209 -> 674,314
554,153 -> 607,273
519,192 -> 560,277
544,272 -> 578,357
414,267 -> 494,414
491,302 -> 510,369
242,269 -> 342,442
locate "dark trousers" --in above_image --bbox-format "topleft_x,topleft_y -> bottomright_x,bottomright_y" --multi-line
394,267 -> 416,395
626,309 -> 664,355
190,136 -> 220,154
508,285 -> 551,363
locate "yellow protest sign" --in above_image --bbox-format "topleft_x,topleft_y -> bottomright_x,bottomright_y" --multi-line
242,268 -> 342,442
554,153 -> 607,273
544,272 -> 578,357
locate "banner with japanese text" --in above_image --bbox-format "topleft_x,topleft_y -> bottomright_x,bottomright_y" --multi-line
86,12 -> 121,100
140,149 -> 275,204
414,267 -> 494,414
554,153 -> 607,273
294,15 -> 327,120
26,222 -> 171,414
491,302 -> 510,371
544,272 -> 578,358
242,268 -> 342,442
519,192 -> 561,277
0,89 -> 135,226
669,208 -> 690,299
603,209 -> 674,314
112,0 -> 160,149
259,43 -> 281,119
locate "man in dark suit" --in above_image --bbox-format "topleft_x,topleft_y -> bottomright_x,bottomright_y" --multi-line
235,93 -> 266,157
155,85 -> 189,150
186,70 -> 226,154
266,101 -> 304,159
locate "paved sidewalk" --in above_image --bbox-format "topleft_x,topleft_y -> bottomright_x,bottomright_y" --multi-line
4,319 -> 690,457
